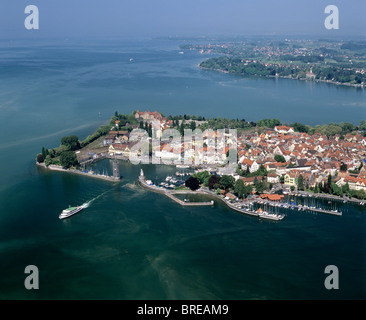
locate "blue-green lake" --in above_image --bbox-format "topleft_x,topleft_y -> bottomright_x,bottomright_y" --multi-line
0,39 -> 365,299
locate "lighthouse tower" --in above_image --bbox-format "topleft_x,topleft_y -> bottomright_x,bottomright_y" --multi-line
113,158 -> 120,180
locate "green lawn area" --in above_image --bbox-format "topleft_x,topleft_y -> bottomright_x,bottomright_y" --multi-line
82,135 -> 106,150
174,185 -> 189,191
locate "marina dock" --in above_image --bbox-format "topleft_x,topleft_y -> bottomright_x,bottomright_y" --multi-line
250,199 -> 342,216
138,171 -> 347,219
138,173 -> 282,219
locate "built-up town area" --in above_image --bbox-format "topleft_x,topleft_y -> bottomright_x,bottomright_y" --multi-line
101,110 -> 366,200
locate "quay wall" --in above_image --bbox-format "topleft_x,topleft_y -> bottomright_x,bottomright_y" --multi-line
36,162 -> 120,182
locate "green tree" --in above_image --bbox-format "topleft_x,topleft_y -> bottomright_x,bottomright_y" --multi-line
342,183 -> 350,195
342,122 -> 355,133
41,147 -> 47,160
255,181 -> 266,194
60,151 -> 79,169
203,176 -> 210,187
185,176 -> 200,191
61,135 -> 80,151
360,120 -> 366,131
257,119 -> 281,128
340,163 -> 347,172
290,185 -> 295,192
194,171 -> 210,184
36,154 -> 44,163
44,155 -> 52,167
190,121 -> 196,131
355,190 -> 366,200
208,175 -> 221,189
291,122 -> 308,133
244,184 -> 253,196
256,165 -> 268,176
298,174 -> 304,191
177,120 -> 183,135
327,174 -> 332,192
331,183 -> 343,196
234,179 -> 245,199
220,175 -> 235,190
274,155 -> 286,163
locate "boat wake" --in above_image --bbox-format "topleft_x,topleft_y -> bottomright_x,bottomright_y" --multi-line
82,190 -> 110,208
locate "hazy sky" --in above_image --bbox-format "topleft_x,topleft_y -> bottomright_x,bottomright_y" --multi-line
1,0 -> 365,39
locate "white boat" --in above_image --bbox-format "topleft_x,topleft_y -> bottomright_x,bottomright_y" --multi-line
176,164 -> 189,168
59,204 -> 87,220
257,209 -> 285,221
165,176 -> 172,181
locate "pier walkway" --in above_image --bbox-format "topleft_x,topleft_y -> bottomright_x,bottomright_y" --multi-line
138,175 -> 214,207
37,162 -> 121,182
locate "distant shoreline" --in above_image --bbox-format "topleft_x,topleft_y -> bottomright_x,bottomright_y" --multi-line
199,65 -> 365,88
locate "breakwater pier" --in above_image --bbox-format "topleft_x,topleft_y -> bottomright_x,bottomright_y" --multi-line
36,162 -> 121,182
138,170 -> 214,207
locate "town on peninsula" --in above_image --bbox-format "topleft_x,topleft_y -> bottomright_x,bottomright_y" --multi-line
35,109 -> 366,220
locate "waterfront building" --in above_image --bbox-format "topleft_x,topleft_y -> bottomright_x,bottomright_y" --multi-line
306,69 -> 316,80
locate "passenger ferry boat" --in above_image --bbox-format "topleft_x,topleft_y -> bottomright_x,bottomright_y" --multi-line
59,204 -> 87,220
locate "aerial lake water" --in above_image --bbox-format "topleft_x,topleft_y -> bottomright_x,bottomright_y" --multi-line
0,39 -> 365,299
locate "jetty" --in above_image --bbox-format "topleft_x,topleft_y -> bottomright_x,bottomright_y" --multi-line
138,169 -> 214,207
36,162 -> 121,182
